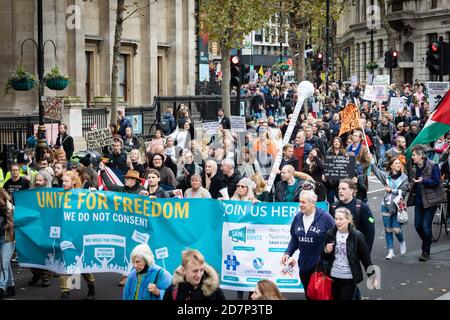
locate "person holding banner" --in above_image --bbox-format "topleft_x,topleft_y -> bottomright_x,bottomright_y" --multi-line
231,178 -> 257,202
141,169 -> 169,199
59,171 -> 96,300
282,190 -> 335,300
346,130 -> 371,177
0,188 -> 15,299
202,160 -> 224,200
163,249 -> 226,301
122,244 -> 172,300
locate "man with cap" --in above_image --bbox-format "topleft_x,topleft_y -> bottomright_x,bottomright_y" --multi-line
99,165 -> 144,195
405,121 -> 420,148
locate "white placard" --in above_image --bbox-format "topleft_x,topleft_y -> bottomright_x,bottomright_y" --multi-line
312,102 -> 320,113
389,97 -> 405,113
230,116 -> 247,133
375,85 -> 388,101
155,247 -> 169,260
363,85 -> 377,102
202,121 -> 220,135
426,82 -> 450,111
373,75 -> 390,86
351,75 -> 358,85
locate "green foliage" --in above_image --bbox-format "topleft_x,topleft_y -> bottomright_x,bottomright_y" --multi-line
44,65 -> 70,81
199,0 -> 278,51
4,64 -> 37,95
365,62 -> 379,70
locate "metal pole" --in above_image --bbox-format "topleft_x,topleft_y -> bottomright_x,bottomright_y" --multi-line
325,0 -> 330,96
36,0 -> 47,161
370,0 -> 374,75
279,0 -> 282,64
439,36 -> 444,82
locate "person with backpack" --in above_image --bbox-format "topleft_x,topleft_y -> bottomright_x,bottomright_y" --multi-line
122,243 -> 172,300
160,106 -> 176,136
330,178 -> 375,253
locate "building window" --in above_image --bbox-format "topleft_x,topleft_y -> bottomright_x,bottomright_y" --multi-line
361,0 -> 366,21
404,42 -> 414,61
431,0 -> 437,9
428,33 -> 438,44
85,52 -> 92,105
391,0 -> 403,11
378,39 -> 384,58
254,30 -> 263,42
118,54 -> 128,101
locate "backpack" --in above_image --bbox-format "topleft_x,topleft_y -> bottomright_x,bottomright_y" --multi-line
160,118 -> 171,135
331,199 -> 362,228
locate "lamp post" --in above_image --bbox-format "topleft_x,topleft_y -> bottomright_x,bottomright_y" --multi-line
325,0 -> 330,96
36,0 -> 47,162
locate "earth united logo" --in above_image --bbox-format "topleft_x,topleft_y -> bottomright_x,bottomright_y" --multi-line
224,255 -> 240,271
252,257 -> 264,270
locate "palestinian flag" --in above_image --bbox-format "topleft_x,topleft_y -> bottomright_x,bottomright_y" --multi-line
406,91 -> 450,158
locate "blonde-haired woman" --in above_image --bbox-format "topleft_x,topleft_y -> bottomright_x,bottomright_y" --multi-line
231,178 -> 257,202
127,148 -> 145,178
251,173 -> 271,202
201,160 -> 224,199
321,207 -> 377,300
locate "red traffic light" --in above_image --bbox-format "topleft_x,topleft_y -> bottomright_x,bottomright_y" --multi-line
317,53 -> 323,60
431,43 -> 439,53
231,55 -> 239,64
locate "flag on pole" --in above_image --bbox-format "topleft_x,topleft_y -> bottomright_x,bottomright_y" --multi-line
405,91 -> 450,158
258,65 -> 264,76
338,104 -> 361,136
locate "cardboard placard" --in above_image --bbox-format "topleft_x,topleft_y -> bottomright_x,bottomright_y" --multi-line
339,104 -> 361,136
324,155 -> 356,179
84,128 -> 114,149
426,82 -> 450,111
202,121 -> 220,135
363,85 -> 377,102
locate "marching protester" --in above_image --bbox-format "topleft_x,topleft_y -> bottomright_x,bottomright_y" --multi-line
407,144 -> 447,261
123,127 -> 141,153
371,156 -> 409,259
59,171 -> 96,300
321,207 -> 377,300
141,169 -> 170,199
163,249 -> 226,301
0,188 -> 15,299
147,153 -> 177,190
231,178 -> 257,202
184,175 -> 211,199
122,244 -> 172,300
250,279 -> 285,300
54,124 -> 74,161
282,190 -> 335,300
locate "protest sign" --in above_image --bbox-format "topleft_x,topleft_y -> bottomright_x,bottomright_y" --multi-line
373,75 -> 390,86
389,97 -> 405,113
14,189 -> 329,293
84,128 -> 114,149
351,75 -> 358,85
312,102 -> 320,113
426,82 -> 450,111
324,155 -> 356,179
230,116 -> 247,133
375,85 -> 388,101
363,85 -> 377,102
202,121 -> 220,135
339,104 -> 361,136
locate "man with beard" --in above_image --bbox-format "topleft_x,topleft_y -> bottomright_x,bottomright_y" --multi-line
382,136 -> 407,170
405,121 -> 420,148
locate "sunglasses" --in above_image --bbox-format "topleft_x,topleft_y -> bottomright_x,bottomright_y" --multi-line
237,185 -> 248,188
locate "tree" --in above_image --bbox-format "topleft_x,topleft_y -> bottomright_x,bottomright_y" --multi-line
84,0 -> 157,125
378,0 -> 400,52
199,0 -> 278,117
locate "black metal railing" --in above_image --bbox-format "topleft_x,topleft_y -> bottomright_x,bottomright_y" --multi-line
81,108 -> 110,134
0,115 -> 60,152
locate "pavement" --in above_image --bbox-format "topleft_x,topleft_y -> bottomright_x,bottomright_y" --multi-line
4,176 -> 450,300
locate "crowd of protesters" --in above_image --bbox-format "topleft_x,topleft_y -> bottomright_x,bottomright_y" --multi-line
0,71 -> 449,300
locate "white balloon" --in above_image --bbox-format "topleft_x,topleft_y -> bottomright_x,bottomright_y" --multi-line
297,81 -> 315,98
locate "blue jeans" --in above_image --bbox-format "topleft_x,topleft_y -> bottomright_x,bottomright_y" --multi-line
382,212 -> 404,250
414,204 -> 436,255
0,239 -> 15,290
379,143 -> 392,166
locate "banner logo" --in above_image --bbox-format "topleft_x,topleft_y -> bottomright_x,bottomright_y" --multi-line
229,227 -> 247,243
224,255 -> 240,271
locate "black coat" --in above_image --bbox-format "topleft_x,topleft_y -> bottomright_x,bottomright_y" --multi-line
55,133 -> 74,160
274,179 -> 303,202
320,225 -> 373,284
202,173 -> 224,199
223,171 -> 242,198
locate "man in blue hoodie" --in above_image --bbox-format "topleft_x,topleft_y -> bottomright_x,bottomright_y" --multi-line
282,190 -> 335,300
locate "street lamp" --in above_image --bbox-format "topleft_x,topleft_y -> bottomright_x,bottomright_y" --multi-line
36,0 -> 47,162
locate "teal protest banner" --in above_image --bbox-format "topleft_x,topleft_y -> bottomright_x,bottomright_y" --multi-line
14,189 -> 329,292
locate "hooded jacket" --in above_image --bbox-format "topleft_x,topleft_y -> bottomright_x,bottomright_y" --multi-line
285,207 -> 336,273
122,264 -> 172,300
163,264 -> 226,301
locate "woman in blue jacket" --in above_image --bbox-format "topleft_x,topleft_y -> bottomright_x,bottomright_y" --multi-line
123,244 -> 172,300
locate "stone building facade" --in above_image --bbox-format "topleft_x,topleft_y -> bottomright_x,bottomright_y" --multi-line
0,0 -> 196,115
336,0 -> 450,84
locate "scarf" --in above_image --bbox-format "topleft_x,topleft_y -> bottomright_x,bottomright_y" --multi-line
347,142 -> 362,156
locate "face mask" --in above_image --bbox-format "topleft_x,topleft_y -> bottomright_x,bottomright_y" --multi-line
21,166 -> 28,171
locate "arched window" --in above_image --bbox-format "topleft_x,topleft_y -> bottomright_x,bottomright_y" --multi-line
404,42 -> 414,61
378,39 -> 384,58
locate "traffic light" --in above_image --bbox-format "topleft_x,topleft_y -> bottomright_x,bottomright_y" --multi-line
426,42 -> 441,75
391,50 -> 399,69
230,55 -> 240,88
315,53 -> 324,72
384,50 -> 392,68
241,64 -> 250,84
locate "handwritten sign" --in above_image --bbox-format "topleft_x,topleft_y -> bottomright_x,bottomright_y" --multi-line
324,155 -> 356,180
230,116 -> 246,133
84,128 -> 114,149
373,75 -> 390,86
363,85 -> 377,102
389,97 -> 405,113
202,121 -> 220,135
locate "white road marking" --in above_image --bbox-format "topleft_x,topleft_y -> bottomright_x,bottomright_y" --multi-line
368,188 -> 385,194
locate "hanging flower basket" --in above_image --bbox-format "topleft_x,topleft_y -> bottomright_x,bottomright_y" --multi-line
44,65 -> 70,90
365,62 -> 379,71
4,64 -> 37,95
46,78 -> 69,90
